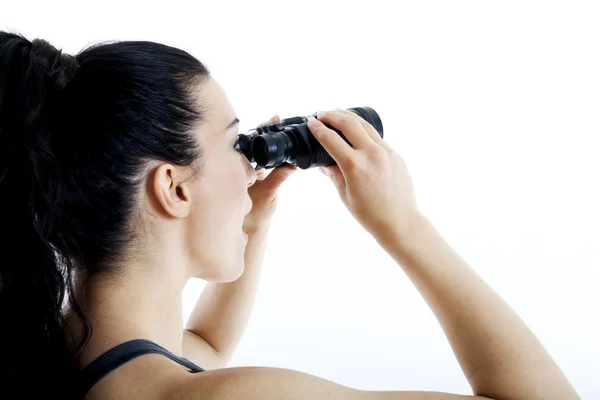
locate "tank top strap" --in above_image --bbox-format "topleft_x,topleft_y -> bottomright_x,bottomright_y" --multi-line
77,338 -> 205,398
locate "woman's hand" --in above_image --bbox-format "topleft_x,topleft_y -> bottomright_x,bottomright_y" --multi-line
308,109 -> 421,241
243,115 -> 297,234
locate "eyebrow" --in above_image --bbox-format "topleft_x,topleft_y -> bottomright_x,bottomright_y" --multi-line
222,117 -> 240,133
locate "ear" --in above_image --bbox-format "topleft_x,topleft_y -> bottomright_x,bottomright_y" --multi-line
152,163 -> 192,218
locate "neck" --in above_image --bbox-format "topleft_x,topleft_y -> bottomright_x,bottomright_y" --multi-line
65,251 -> 189,362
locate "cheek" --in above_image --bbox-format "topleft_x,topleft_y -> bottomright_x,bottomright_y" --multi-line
186,173 -> 247,267
196,163 -> 248,222
224,156 -> 251,202
219,163 -> 248,203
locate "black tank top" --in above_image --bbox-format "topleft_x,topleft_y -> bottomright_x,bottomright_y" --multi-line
76,338 -> 205,398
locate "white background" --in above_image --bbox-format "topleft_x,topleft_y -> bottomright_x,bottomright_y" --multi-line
2,1 -> 598,398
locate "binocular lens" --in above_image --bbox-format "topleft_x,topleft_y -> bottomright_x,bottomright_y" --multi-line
252,135 -> 272,166
251,131 -> 298,168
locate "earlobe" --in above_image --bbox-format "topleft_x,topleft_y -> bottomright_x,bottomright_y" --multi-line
152,164 -> 191,218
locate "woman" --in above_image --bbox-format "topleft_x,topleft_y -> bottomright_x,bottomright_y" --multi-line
0,32 -> 580,400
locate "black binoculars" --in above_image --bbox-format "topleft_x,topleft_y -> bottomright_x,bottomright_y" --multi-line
235,107 -> 384,170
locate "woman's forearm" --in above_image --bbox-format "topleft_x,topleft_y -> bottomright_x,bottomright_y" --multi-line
374,213 -> 579,400
185,223 -> 270,363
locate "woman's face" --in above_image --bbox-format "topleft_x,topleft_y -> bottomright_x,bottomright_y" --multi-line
185,77 -> 257,282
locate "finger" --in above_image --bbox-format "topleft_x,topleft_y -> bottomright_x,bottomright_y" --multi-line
258,114 -> 280,127
260,164 -> 297,192
307,116 -> 354,170
256,168 -> 268,181
317,110 -> 373,150
336,108 -> 383,144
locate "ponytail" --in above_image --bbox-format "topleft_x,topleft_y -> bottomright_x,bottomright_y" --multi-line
0,32 -> 80,399
1,29 -> 211,399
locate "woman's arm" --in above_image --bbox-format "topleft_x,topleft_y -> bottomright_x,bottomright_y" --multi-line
372,212 -> 580,400
184,212 -> 579,400
184,211 -> 579,400
185,224 -> 270,365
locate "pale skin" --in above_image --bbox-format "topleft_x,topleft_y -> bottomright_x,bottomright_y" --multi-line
64,77 -> 580,400
179,110 -> 581,399
63,77 -> 297,393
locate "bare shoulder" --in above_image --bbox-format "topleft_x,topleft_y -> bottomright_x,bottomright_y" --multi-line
173,365 -> 494,400
83,353 -> 193,400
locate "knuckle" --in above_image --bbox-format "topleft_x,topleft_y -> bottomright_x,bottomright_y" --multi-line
338,113 -> 352,124
344,110 -> 362,121
343,153 -> 368,175
318,110 -> 332,120
338,114 -> 358,131
342,158 -> 359,174
367,145 -> 385,159
311,123 -> 326,137
341,109 -> 363,123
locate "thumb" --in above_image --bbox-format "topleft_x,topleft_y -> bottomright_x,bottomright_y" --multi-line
261,164 -> 297,192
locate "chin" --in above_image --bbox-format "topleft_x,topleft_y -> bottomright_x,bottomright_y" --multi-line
218,269 -> 244,283
217,259 -> 246,283
194,257 -> 245,282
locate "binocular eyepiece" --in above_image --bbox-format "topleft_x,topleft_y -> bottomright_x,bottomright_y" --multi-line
235,107 -> 384,170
